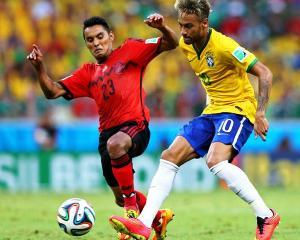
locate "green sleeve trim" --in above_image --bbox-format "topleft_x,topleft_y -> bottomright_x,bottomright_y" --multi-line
246,58 -> 258,72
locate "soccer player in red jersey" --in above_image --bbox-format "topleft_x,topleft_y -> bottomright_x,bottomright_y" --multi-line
27,14 -> 177,239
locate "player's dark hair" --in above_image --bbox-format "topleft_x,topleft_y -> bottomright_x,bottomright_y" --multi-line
83,16 -> 111,38
174,0 -> 211,20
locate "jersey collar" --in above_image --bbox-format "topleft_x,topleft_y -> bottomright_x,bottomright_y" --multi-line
192,28 -> 212,60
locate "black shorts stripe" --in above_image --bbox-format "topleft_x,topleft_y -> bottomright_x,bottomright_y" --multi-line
120,122 -> 146,139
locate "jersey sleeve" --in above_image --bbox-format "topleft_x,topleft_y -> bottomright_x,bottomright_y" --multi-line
58,64 -> 91,100
126,38 -> 162,66
220,36 -> 258,72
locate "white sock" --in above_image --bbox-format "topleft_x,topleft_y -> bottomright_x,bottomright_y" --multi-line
210,160 -> 273,218
138,159 -> 179,228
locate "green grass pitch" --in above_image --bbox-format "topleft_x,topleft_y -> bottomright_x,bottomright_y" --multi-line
1,187 -> 299,240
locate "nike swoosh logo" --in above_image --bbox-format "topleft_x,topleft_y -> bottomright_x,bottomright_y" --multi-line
217,133 -> 228,136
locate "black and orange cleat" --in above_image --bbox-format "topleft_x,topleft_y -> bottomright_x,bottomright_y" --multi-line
255,209 -> 280,240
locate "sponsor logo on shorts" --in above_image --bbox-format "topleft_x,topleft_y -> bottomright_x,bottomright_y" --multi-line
217,133 -> 229,136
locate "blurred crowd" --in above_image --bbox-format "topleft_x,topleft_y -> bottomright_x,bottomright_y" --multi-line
0,0 -> 300,120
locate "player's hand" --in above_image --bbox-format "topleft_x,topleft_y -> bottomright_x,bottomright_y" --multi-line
254,111 -> 269,141
144,13 -> 165,29
27,44 -> 43,68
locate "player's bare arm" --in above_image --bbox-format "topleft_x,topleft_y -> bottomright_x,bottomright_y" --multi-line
144,13 -> 178,53
27,44 -> 66,99
249,61 -> 273,141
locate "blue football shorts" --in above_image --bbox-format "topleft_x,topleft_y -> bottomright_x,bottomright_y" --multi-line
179,113 -> 254,158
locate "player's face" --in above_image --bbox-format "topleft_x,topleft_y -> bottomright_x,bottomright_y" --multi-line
178,13 -> 208,45
84,25 -> 114,62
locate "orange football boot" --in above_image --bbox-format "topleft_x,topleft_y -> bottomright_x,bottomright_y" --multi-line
152,209 -> 174,240
256,209 -> 280,240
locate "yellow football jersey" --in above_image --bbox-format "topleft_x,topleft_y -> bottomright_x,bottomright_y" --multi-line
179,28 -> 258,123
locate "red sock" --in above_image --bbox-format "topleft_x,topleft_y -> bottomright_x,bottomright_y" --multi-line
135,190 -> 161,225
135,190 -> 147,210
153,210 -> 162,227
111,154 -> 135,207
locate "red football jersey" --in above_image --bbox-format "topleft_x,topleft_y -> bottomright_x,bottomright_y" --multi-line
59,37 -> 162,131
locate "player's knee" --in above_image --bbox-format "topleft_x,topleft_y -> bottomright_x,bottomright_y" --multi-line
206,151 -> 224,169
107,139 -> 125,158
161,149 -> 177,163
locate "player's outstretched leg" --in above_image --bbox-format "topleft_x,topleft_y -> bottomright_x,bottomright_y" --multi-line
209,160 -> 280,239
152,209 -> 174,240
255,209 -> 280,240
109,215 -> 151,240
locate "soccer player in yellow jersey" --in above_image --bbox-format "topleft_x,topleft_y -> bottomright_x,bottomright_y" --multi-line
109,1 -> 280,240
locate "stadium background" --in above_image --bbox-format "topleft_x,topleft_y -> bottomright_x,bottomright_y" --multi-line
0,0 -> 300,239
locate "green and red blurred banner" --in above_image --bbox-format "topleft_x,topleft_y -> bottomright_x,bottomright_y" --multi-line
0,152 -> 216,191
1,151 -> 300,191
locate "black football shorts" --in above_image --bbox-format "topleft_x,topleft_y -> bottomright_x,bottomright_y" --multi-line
98,121 -> 150,187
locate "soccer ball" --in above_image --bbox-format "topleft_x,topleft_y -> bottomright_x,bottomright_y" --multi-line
57,198 -> 96,236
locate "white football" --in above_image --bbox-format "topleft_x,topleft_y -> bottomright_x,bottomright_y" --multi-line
57,198 -> 95,236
